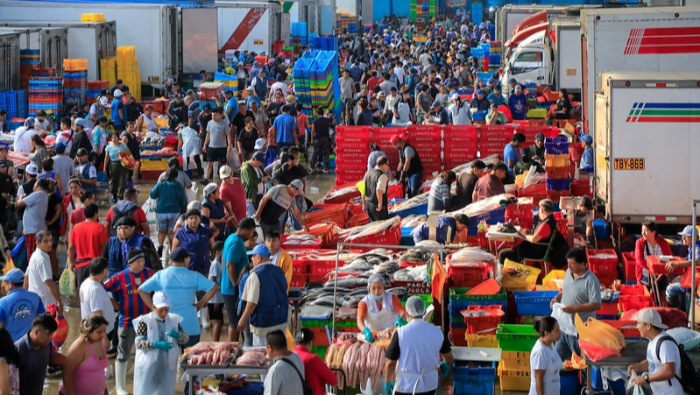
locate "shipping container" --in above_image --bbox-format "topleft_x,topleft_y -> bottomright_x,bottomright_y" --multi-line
581,7 -> 700,138
0,31 -> 20,91
0,26 -> 68,73
595,72 -> 700,224
497,5 -> 587,42
0,2 -> 179,85
215,1 -> 288,55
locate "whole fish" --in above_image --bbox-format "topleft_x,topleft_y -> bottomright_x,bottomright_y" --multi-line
387,287 -> 408,301
309,295 -> 346,307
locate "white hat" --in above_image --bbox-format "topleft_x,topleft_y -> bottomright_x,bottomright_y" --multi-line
113,89 -> 123,98
99,96 -> 109,106
254,138 -> 266,150
219,165 -> 233,179
153,292 -> 171,308
405,296 -> 426,317
290,179 -> 304,191
203,183 -> 218,198
26,164 -> 39,176
450,93 -> 460,101
637,308 -> 667,329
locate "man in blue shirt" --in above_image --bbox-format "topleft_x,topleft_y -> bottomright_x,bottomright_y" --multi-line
224,89 -> 238,121
509,85 -> 527,120
172,209 -> 215,277
503,132 -> 525,174
412,214 -> 470,245
222,218 -> 257,342
580,134 -> 594,172
487,84 -> 508,107
0,269 -> 45,341
663,225 -> 700,310
273,105 -> 298,149
138,247 -> 220,349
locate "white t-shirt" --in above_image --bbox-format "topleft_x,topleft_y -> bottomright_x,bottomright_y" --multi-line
529,340 -> 562,395
55,129 -> 74,154
13,127 -> 39,153
26,249 -> 56,307
647,333 -> 684,395
79,278 -> 116,332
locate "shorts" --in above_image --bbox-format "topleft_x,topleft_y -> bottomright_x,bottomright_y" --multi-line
206,147 -> 227,163
50,229 -> 59,249
75,264 -> 91,290
156,213 -> 180,232
208,303 -> 224,321
222,293 -> 239,329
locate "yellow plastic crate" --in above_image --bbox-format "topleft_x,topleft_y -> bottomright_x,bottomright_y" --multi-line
500,351 -> 530,370
526,108 -> 548,119
501,259 -> 540,292
81,13 -> 106,22
465,334 -> 497,348
140,159 -> 169,171
544,154 -> 569,168
542,269 -> 566,290
497,362 -> 530,391
117,46 -> 136,58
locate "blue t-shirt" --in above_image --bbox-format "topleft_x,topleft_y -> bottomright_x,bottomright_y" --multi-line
413,216 -> 457,245
580,146 -> 594,171
503,143 -> 519,173
175,225 -> 214,276
509,94 -> 527,120
222,234 -> 249,295
105,142 -> 126,161
138,266 -> 215,336
487,93 -> 507,107
225,97 -> 239,119
0,289 -> 45,341
245,96 -> 263,109
273,113 -> 297,145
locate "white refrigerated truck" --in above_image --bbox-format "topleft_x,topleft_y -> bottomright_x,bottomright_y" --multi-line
215,1 -> 289,56
594,72 -> 700,225
581,6 -> 700,138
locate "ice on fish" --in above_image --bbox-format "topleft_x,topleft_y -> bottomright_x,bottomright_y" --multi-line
454,193 -> 515,217
450,247 -> 497,264
345,217 -> 401,241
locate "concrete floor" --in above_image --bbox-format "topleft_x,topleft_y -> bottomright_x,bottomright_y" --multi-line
41,172 -> 527,395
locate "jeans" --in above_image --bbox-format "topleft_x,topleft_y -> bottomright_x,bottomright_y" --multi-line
311,137 -> 331,169
556,332 -> 580,362
407,171 -> 424,198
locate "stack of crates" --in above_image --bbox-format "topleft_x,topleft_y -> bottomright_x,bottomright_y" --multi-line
116,46 -> 141,101
407,125 -> 442,179
291,22 -> 308,47
63,59 -> 88,105
0,91 -> 28,119
453,366 -> 496,395
292,50 -> 341,123
87,81 -> 109,105
214,72 -> 239,97
488,41 -> 502,72
300,318 -> 359,359
496,324 -> 539,392
100,57 -> 117,87
334,126 -> 370,185
336,13 -> 356,32
587,249 -> 619,288
20,49 -> 41,91
544,136 -> 571,201
28,77 -> 62,122
448,287 -> 507,347
311,36 -> 338,51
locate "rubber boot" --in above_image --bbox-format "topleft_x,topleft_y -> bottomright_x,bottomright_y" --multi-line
115,360 -> 129,395
200,306 -> 210,329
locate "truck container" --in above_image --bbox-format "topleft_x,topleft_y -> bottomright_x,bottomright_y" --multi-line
0,20 -> 116,82
496,5 -> 596,42
595,72 -> 700,224
215,1 -> 288,56
0,1 -> 179,85
581,7 -> 700,138
0,26 -> 68,73
0,31 -> 20,91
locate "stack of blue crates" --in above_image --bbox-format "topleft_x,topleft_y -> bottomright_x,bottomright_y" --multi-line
292,50 -> 341,123
29,78 -> 63,121
291,22 -> 308,46
311,36 -> 338,51
0,91 -> 28,119
63,71 -> 88,105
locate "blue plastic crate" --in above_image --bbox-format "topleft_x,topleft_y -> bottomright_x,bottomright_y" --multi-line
513,290 -> 559,315
453,366 -> 495,395
401,227 -> 415,246
545,178 -> 571,191
467,207 -> 505,236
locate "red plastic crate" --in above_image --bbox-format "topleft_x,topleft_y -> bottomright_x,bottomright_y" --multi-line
646,256 -> 685,276
309,326 -> 330,345
572,179 -> 593,198
280,235 -> 322,251
387,184 -> 404,201
444,125 -> 478,140
586,249 -> 618,273
306,204 -> 349,228
346,213 -> 370,227
517,183 -> 547,197
290,274 -> 306,288
292,260 -> 308,274
447,262 -> 493,287
407,125 -> 441,137
597,301 -> 619,317
619,294 -> 654,312
460,305 -> 504,335
600,320 -> 641,338
449,326 -> 467,347
343,224 -> 402,250
622,252 -> 637,282
479,125 -> 516,138
505,203 -> 534,229
308,259 -> 344,275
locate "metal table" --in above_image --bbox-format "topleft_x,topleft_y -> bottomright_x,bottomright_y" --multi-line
585,340 -> 700,394
182,365 -> 268,394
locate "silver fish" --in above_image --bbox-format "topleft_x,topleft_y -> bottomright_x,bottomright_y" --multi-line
323,276 -> 369,288
387,287 -> 408,301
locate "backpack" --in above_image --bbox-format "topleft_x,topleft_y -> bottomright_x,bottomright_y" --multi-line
110,205 -> 138,237
656,335 -> 700,395
280,357 -> 313,395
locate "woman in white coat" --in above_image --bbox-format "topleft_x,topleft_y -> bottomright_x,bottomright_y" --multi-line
176,122 -> 203,180
357,273 -> 406,343
133,292 -> 189,395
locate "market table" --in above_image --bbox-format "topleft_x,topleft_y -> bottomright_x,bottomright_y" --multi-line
585,340 -> 700,394
182,364 -> 268,394
485,228 -> 522,257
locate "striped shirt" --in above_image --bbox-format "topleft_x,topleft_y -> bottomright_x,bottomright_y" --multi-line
104,268 -> 154,328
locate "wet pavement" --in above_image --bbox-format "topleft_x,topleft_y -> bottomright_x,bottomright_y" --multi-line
41,172 -> 523,395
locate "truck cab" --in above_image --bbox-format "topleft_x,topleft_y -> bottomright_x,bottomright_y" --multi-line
501,30 -> 553,96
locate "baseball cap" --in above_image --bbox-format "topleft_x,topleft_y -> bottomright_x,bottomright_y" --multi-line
581,134 -> 593,144
535,133 -> 545,142
219,165 -> 233,179
450,93 -> 460,101
508,77 -> 517,84
115,216 -> 137,228
153,292 -> 171,308
113,89 -> 123,98
290,179 -> 304,191
99,96 -> 109,106
247,86 -> 255,91
637,308 -> 667,329
432,101 -> 442,108
74,118 -> 87,128
477,89 -> 486,96
254,138 -> 266,150
97,115 -> 109,124
679,225 -> 697,237
26,164 -> 39,176
0,268 -> 24,283
252,151 -> 265,163
170,247 -> 191,263
76,148 -> 89,157
247,243 -> 271,257
390,134 -> 403,145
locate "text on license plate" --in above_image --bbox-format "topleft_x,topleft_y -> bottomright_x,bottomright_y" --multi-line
613,158 -> 645,170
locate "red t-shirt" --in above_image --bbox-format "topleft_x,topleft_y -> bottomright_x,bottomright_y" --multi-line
70,207 -> 86,225
292,345 -> 337,395
534,220 -> 552,240
70,221 -> 109,263
105,207 -> 148,233
296,113 -> 308,136
220,178 -> 247,224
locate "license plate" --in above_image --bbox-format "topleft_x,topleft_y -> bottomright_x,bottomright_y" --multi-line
613,158 -> 645,170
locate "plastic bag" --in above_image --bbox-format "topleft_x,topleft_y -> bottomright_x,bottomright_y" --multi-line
142,198 -> 157,235
578,338 -> 620,362
226,146 -> 240,169
59,267 -> 76,297
1,257 -> 16,295
186,184 -> 198,202
666,327 -> 700,351
575,314 -> 625,353
552,303 -> 577,336
626,372 -> 653,395
501,258 -> 540,291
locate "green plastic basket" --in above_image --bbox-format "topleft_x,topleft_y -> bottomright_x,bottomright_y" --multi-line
496,324 -> 539,352
311,345 -> 328,359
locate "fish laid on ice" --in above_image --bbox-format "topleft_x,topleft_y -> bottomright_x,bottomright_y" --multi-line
345,217 -> 401,241
324,276 -> 369,288
300,305 -> 334,319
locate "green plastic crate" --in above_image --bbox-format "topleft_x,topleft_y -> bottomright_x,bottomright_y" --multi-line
449,287 -> 507,303
311,345 -> 328,359
496,324 -> 539,352
301,319 -> 357,328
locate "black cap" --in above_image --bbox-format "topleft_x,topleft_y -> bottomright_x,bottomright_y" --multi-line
127,247 -> 145,264
170,247 -> 190,263
76,148 -> 89,156
97,115 -> 109,124
115,216 -> 137,228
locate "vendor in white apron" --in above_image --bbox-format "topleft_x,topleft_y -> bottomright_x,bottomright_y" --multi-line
412,213 -> 470,245
384,296 -> 454,395
132,292 -> 189,395
357,273 -> 406,342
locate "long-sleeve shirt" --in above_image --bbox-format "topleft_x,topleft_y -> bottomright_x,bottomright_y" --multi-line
135,319 -> 188,349
240,161 -> 264,203
292,345 -> 337,395
428,177 -> 452,213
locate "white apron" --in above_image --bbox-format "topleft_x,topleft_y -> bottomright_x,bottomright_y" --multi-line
132,312 -> 182,395
180,126 -> 203,170
362,292 -> 398,331
395,320 -> 443,395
